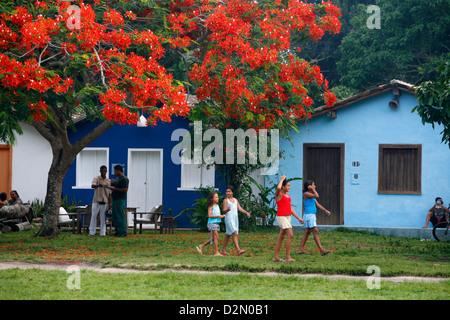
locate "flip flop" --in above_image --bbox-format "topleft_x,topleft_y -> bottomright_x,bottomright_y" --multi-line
285,258 -> 295,262
220,251 -> 230,256
238,250 -> 246,256
195,246 -> 202,255
272,258 -> 285,262
321,251 -> 331,256
214,252 -> 223,257
298,251 -> 309,255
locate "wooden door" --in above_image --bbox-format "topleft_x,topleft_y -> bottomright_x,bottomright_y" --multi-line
0,145 -> 12,196
303,143 -> 344,225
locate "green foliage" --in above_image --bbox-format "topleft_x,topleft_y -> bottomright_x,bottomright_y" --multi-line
298,0 -> 373,89
0,113 -> 22,146
330,85 -> 358,101
60,195 -> 81,213
30,198 -> 45,219
413,57 -> 450,147
0,87 -> 29,145
337,0 -> 450,91
29,194 -> 79,231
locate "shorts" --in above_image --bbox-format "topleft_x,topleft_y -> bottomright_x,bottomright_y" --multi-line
303,213 -> 317,229
207,223 -> 220,244
207,223 -> 220,232
276,215 -> 292,229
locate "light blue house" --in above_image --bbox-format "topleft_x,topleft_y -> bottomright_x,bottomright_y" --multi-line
274,80 -> 450,228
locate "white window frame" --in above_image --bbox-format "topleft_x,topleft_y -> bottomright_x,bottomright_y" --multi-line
73,147 -> 109,189
178,149 -> 215,191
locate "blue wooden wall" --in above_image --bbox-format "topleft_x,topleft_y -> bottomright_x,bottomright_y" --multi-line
63,116 -> 219,229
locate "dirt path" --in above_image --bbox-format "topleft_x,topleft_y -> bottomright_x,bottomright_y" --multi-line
0,261 -> 447,283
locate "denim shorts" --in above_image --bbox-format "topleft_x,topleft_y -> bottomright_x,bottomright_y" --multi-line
207,223 -> 220,244
207,223 -> 220,232
303,214 -> 317,228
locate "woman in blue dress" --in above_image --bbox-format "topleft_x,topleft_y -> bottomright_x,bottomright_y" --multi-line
221,186 -> 251,256
298,180 -> 332,255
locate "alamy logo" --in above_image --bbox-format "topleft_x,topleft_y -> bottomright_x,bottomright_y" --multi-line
366,5 -> 381,29
58,0 -> 81,30
66,265 -> 81,290
171,121 -> 280,175
366,265 -> 381,289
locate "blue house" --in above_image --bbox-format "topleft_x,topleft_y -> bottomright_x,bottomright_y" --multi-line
63,114 -> 218,229
273,80 -> 450,228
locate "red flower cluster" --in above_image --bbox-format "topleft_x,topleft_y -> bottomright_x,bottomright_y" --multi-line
324,90 -> 337,108
1,6 -> 33,26
125,11 -> 137,21
0,22 -> 18,49
0,54 -> 72,93
63,3 -> 105,51
20,15 -> 59,49
184,0 -> 341,128
28,100 -> 49,122
133,30 -> 165,59
0,2 -> 191,126
104,9 -> 124,26
104,29 -> 132,50
0,0 -> 339,128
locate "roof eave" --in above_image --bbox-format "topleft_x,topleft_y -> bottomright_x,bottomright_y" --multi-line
305,79 -> 416,119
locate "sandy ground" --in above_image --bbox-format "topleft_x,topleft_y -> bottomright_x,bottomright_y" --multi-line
0,261 -> 446,283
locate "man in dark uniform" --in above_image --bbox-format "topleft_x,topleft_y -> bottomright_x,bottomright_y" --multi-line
109,165 -> 129,237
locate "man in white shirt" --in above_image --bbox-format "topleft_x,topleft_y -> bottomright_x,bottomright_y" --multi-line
89,165 -> 111,236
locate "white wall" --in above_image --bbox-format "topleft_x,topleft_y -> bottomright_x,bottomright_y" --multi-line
9,123 -> 52,203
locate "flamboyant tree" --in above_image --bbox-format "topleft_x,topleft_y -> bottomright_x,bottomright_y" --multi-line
0,0 -> 340,237
186,0 -> 340,130
175,0 -> 341,190
0,0 -> 190,236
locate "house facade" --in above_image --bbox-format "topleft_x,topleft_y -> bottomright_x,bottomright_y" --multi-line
272,80 -> 450,228
0,123 -> 52,204
63,116 -> 219,228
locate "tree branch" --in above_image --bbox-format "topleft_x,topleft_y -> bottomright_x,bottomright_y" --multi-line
71,119 -> 115,155
93,47 -> 107,87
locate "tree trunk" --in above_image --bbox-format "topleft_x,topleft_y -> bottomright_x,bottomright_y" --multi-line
32,117 -> 115,238
35,146 -> 75,237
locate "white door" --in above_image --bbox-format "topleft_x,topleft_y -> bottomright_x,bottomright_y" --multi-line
127,149 -> 163,227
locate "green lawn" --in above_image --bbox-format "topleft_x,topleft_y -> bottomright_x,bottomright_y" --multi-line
1,268 -> 448,300
0,226 -> 449,300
